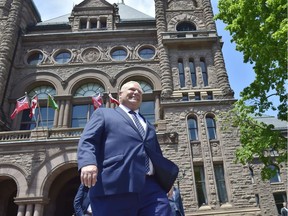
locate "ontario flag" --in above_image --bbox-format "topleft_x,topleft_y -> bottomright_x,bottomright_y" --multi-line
29,95 -> 38,118
10,95 -> 30,120
108,93 -> 120,106
91,93 -> 103,110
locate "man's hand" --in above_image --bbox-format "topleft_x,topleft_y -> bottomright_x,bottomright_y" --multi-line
80,165 -> 98,188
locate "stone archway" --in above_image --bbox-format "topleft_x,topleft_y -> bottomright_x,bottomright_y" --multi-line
0,177 -> 18,216
43,167 -> 80,216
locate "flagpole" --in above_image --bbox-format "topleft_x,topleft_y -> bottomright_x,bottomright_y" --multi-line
47,94 -> 49,129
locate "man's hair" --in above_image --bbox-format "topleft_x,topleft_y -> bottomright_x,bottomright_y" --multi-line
120,81 -> 142,92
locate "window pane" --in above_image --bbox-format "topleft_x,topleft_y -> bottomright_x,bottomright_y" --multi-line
74,83 -> 105,97
28,86 -> 56,99
55,51 -> 71,64
206,117 -> 216,140
111,49 -> 127,61
138,81 -> 153,93
214,164 -> 228,204
194,166 -> 208,206
189,61 -> 197,87
72,105 -> 94,127
188,118 -> 198,141
269,165 -> 281,183
200,60 -> 208,86
140,101 -> 155,125
27,52 -> 43,65
178,60 -> 185,88
176,21 -> 196,31
139,48 -> 155,59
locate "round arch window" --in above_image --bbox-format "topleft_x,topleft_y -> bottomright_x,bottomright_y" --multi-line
28,86 -> 56,99
111,48 -> 127,61
138,81 -> 153,93
54,51 -> 71,64
138,47 -> 155,60
74,83 -> 105,97
176,21 -> 196,31
27,51 -> 43,65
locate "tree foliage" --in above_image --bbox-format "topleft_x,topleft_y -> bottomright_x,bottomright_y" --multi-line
215,0 -> 287,180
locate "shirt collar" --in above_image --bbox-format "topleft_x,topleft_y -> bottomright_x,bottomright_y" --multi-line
119,104 -> 139,114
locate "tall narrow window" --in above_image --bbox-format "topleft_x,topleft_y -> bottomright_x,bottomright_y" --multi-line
188,117 -> 198,141
189,59 -> 197,87
194,165 -> 208,206
269,165 -> 281,183
214,164 -> 228,204
206,116 -> 217,140
249,166 -> 255,184
178,59 -> 185,88
200,58 -> 208,86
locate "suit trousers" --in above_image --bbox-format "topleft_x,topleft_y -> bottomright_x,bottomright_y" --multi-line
91,176 -> 172,216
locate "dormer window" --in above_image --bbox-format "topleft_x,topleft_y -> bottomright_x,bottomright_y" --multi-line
100,17 -> 107,29
90,18 -> 97,29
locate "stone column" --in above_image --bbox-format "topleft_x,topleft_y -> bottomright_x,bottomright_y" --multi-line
155,94 -> 160,121
33,203 -> 43,216
16,204 -> 25,216
25,204 -> 33,216
58,100 -> 65,127
63,100 -> 70,128
53,101 -> 59,128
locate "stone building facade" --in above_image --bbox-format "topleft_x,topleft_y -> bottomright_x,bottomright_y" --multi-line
0,0 -> 286,216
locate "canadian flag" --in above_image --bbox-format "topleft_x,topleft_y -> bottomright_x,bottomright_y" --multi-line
108,93 -> 120,105
92,94 -> 103,110
29,96 -> 38,118
10,96 -> 30,120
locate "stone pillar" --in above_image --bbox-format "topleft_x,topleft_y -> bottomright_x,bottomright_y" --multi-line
58,100 -> 65,127
86,18 -> 90,29
155,94 -> 160,121
17,204 -> 25,216
33,203 -> 43,216
97,19 -> 101,29
25,204 -> 33,216
53,101 -> 59,128
63,100 -> 70,128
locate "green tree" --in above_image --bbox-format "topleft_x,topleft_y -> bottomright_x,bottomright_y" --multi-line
215,0 -> 287,179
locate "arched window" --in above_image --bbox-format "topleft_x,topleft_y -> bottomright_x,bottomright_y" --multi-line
188,116 -> 198,141
189,59 -> 197,87
206,116 -> 216,140
176,21 -> 196,31
54,51 -> 71,64
200,58 -> 208,86
72,83 -> 105,128
21,86 -> 57,130
178,59 -> 185,88
269,165 -> 281,183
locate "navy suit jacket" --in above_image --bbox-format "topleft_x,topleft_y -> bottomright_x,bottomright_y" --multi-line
73,184 -> 90,216
77,107 -> 175,198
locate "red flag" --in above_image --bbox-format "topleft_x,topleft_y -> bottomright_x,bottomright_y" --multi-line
29,96 -> 38,118
10,96 -> 30,120
92,94 -> 103,110
108,93 -> 120,105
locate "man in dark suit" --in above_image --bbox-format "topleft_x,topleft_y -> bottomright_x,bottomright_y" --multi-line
73,184 -> 92,216
77,81 -> 178,216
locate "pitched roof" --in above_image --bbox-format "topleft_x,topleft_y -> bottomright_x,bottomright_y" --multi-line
37,2 -> 154,26
254,115 -> 287,130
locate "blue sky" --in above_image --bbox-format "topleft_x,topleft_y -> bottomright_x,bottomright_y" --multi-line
33,0 -> 273,115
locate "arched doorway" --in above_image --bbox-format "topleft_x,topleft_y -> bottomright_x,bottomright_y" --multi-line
0,178 -> 18,216
44,167 -> 80,216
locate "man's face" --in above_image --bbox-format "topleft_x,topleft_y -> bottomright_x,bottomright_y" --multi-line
119,82 -> 143,110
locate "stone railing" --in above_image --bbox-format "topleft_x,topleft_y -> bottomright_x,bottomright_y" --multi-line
162,30 -> 217,40
0,128 -> 83,142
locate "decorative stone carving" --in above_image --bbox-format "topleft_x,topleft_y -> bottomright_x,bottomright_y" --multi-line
81,47 -> 100,63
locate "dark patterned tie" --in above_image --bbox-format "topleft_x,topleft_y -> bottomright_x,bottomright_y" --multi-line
129,110 -> 150,173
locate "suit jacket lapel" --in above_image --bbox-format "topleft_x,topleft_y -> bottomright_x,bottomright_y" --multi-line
115,107 -> 145,139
